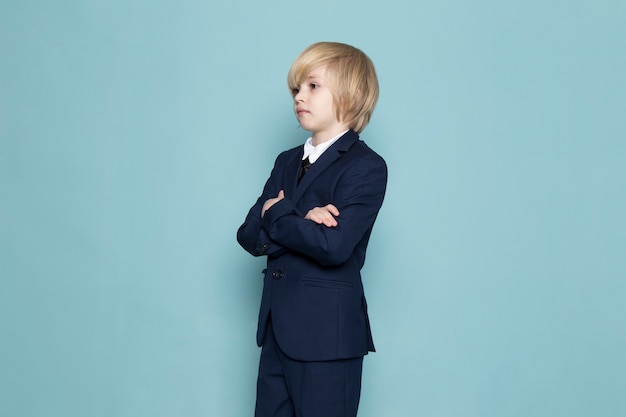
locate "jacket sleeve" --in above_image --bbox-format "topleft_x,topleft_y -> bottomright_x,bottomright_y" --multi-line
236,154 -> 289,257
261,153 -> 387,265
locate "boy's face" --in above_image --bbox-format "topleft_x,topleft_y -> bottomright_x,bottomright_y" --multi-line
293,66 -> 348,145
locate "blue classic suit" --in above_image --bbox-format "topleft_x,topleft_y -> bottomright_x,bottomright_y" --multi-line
237,129 -> 387,363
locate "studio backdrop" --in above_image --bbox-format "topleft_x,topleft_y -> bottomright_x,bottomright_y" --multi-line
1,1 -> 625,416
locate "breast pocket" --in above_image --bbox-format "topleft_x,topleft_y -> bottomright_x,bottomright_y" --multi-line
301,191 -> 330,205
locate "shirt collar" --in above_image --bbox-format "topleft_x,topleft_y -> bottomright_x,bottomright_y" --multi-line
302,130 -> 349,163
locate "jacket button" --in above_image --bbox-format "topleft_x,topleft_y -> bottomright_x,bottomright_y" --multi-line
257,243 -> 271,255
272,269 -> 283,280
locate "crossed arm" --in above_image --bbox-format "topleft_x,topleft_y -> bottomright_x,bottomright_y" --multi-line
237,152 -> 387,265
262,190 -> 340,228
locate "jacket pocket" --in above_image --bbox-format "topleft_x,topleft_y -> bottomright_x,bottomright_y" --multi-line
302,277 -> 353,289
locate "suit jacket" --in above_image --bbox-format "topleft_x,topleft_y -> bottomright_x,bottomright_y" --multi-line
237,129 -> 387,361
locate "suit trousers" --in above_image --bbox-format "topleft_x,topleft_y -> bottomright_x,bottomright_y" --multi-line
254,319 -> 364,417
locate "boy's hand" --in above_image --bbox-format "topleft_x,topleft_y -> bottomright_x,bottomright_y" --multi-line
261,190 -> 285,218
305,204 -> 340,227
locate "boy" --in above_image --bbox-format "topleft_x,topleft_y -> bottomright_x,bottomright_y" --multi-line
237,42 -> 387,417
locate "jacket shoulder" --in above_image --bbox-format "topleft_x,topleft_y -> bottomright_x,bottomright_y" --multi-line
350,139 -> 387,170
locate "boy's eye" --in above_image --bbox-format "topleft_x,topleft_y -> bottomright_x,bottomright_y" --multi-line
310,83 -> 319,89
291,87 -> 300,95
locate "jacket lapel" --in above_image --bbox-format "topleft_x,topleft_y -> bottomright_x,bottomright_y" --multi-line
284,148 -> 304,197
291,130 -> 359,203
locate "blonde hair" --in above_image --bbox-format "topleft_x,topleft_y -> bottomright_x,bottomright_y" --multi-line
287,42 -> 379,134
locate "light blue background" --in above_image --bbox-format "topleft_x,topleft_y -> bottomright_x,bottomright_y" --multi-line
1,1 -> 625,416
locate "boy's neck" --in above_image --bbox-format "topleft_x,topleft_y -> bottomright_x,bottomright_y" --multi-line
311,126 -> 349,147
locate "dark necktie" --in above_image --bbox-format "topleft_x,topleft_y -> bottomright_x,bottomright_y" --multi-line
298,156 -> 311,184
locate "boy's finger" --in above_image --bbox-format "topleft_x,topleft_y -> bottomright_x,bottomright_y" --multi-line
326,204 -> 340,216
